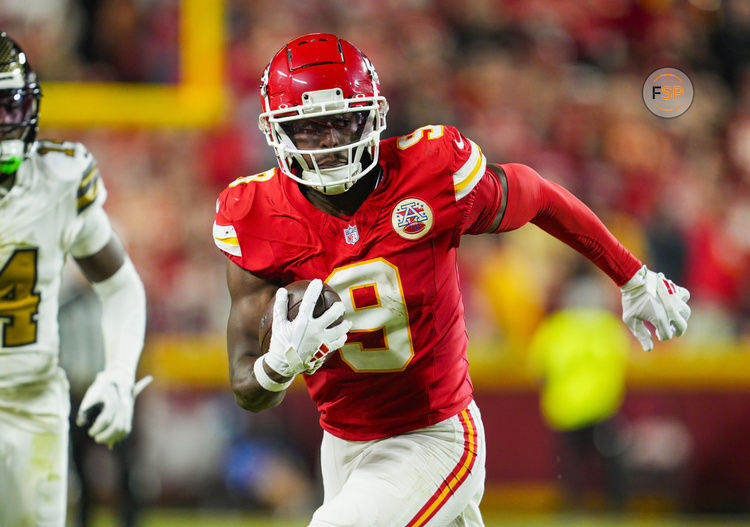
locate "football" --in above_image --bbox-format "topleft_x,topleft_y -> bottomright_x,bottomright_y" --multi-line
258,280 -> 343,354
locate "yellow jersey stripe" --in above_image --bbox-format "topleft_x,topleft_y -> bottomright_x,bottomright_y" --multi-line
453,141 -> 486,201
454,150 -> 484,192
213,222 -> 242,257
229,168 -> 275,187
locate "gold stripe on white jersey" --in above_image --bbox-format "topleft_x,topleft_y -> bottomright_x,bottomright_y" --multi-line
213,222 -> 242,257
452,140 -> 485,201
76,162 -> 100,213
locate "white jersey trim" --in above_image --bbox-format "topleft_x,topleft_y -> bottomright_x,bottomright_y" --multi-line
452,139 -> 485,201
213,222 -> 242,257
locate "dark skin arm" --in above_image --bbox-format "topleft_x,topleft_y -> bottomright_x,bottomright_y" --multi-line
226,259 -> 290,412
74,235 -> 126,283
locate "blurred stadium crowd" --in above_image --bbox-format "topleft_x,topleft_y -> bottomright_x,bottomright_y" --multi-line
2,0 -> 750,518
2,0 -> 749,345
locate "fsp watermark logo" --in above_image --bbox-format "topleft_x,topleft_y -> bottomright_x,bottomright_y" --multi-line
643,68 -> 694,118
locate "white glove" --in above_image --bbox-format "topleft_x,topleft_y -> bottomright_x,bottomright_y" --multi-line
621,265 -> 691,351
76,371 -> 153,448
263,279 -> 351,379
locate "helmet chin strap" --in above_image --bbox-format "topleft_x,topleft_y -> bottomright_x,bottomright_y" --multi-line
301,162 -> 363,195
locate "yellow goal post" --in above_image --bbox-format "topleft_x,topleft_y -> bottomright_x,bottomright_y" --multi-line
41,0 -> 226,128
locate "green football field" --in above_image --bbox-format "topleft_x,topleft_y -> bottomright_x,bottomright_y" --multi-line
81,508 -> 750,527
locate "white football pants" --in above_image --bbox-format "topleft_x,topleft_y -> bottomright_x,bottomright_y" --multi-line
309,399 -> 486,527
0,368 -> 70,527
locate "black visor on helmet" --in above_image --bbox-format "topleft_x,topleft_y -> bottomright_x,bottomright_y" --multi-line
0,87 -> 38,140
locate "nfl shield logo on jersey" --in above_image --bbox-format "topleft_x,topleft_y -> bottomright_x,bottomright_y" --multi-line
344,224 -> 360,245
391,198 -> 434,240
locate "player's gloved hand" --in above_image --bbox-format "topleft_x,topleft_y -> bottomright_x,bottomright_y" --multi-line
620,265 -> 691,351
263,279 -> 351,378
76,370 -> 153,448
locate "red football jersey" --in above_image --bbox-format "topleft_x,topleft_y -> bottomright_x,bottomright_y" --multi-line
214,125 -> 493,440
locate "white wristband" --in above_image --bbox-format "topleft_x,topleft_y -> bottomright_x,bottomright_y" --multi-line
253,356 -> 293,392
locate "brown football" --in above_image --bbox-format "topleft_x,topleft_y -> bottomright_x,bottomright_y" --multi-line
258,280 -> 343,354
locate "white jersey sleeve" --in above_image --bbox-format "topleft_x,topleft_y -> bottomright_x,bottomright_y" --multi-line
58,144 -> 112,257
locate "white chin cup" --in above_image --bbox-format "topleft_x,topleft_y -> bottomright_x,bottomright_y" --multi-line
301,162 -> 363,195
0,139 -> 25,161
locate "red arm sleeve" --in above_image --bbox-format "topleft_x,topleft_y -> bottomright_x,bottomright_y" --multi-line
495,163 -> 642,286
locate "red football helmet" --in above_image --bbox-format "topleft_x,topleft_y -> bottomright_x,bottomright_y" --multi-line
258,33 -> 388,194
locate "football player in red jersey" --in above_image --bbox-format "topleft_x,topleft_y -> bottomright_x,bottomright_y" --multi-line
213,33 -> 691,526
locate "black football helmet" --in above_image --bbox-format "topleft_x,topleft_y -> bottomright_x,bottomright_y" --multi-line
0,33 -> 41,175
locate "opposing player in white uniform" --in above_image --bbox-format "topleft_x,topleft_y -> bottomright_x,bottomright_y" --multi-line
0,33 -> 149,526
